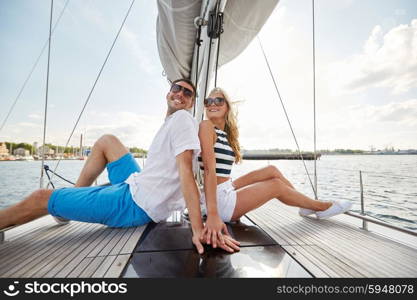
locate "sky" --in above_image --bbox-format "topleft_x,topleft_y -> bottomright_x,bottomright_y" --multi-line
0,0 -> 416,151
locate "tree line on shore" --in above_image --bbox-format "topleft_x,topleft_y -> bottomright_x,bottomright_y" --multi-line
6,142 -> 412,156
243,148 -> 366,154
3,142 -> 147,155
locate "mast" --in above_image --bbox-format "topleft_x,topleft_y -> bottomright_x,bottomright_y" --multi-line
312,0 -> 318,199
40,0 -> 54,188
80,133 -> 83,158
191,0 -> 227,123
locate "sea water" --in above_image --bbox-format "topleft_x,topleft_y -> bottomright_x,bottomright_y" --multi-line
0,155 -> 416,231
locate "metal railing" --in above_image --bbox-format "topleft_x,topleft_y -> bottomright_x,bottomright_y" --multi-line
330,168 -> 417,237
345,211 -> 417,236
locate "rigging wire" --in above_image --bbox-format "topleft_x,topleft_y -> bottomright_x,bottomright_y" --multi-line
203,22 -> 214,108
194,0 -> 212,94
312,0 -> 318,199
214,12 -> 223,87
47,0 -> 136,187
40,0 -> 54,188
0,0 -> 70,135
193,19 -> 203,117
257,36 -> 318,199
202,0 -> 222,118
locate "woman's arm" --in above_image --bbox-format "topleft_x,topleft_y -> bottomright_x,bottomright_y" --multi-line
199,121 -> 230,248
177,149 -> 239,254
199,121 -> 218,215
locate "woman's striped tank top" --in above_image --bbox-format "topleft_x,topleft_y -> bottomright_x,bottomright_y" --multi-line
198,127 -> 235,177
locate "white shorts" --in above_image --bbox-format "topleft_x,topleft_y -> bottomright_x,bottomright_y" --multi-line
200,179 -> 237,222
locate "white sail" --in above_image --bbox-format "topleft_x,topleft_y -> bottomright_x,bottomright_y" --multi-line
156,0 -> 279,82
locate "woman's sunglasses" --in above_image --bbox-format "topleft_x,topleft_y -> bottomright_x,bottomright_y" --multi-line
204,97 -> 225,107
170,83 -> 194,98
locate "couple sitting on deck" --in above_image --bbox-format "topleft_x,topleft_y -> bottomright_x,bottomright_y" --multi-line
0,79 -> 352,253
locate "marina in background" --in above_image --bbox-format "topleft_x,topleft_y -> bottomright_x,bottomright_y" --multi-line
1,140 -> 416,161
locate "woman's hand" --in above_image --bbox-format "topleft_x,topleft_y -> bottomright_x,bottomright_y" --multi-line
201,216 -> 241,252
202,214 -> 228,248
200,214 -> 239,252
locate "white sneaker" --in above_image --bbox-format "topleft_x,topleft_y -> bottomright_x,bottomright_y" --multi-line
53,216 -> 70,225
316,200 -> 352,219
299,208 -> 316,217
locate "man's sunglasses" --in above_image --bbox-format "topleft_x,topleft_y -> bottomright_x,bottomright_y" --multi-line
170,83 -> 194,98
204,97 -> 225,107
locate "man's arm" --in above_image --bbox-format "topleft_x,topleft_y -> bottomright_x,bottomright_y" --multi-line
176,150 -> 205,254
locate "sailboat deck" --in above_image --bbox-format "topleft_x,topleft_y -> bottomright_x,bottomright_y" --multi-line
0,216 -> 146,278
247,201 -> 417,277
1,202 -> 416,278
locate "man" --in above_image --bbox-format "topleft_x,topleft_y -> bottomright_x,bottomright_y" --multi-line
0,79 -> 240,254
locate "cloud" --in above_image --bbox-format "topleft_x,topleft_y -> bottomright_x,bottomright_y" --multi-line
361,99 -> 417,125
120,26 -> 157,74
28,114 -> 42,120
17,122 -> 41,128
216,5 -> 417,151
327,19 -> 417,95
1,110 -> 164,149
317,99 -> 417,149
76,111 -> 163,149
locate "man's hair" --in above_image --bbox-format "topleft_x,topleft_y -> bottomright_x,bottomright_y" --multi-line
171,78 -> 197,101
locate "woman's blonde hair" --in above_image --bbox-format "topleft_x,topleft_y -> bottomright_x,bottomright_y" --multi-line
208,87 -> 242,163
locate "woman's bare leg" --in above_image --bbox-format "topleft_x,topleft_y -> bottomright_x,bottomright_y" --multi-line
75,134 -> 128,187
231,178 -> 331,221
0,189 -> 53,229
232,165 -> 295,190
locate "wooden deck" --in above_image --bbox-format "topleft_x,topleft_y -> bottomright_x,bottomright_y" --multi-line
1,202 -> 416,278
0,216 -> 146,278
247,201 -> 417,278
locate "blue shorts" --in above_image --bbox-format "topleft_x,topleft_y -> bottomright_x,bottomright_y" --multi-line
48,153 -> 152,227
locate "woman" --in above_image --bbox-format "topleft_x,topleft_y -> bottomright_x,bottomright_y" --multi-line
198,87 -> 352,245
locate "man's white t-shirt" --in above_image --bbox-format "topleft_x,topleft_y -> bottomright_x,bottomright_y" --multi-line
125,110 -> 200,222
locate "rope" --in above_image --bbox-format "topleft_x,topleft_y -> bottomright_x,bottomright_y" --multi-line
47,0 -> 136,187
43,165 -> 75,187
257,36 -> 318,199
44,166 -> 55,189
312,0 -> 318,199
40,0 -> 54,189
0,0 -> 70,134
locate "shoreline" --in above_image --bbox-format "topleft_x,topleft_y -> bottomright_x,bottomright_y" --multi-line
1,153 -> 416,162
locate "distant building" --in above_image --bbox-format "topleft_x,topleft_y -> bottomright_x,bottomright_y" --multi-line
14,148 -> 30,157
398,149 -> 417,154
0,142 -> 9,158
38,145 -> 55,156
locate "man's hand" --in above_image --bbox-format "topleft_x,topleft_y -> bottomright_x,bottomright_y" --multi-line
193,229 -> 240,254
218,234 -> 241,253
192,229 -> 205,254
